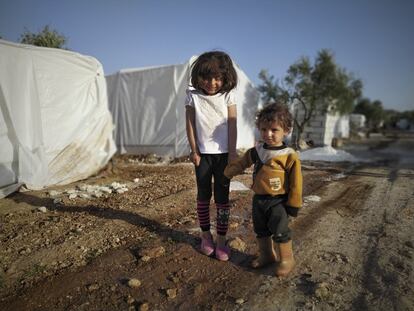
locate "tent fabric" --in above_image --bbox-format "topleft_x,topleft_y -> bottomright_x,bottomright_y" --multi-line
106,57 -> 259,157
0,39 -> 116,198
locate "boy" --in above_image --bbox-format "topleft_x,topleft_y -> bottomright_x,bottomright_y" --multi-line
224,102 -> 302,277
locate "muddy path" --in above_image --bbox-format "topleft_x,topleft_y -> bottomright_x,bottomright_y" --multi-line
1,136 -> 414,311
244,163 -> 414,311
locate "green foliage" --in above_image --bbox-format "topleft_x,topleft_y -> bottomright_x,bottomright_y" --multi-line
400,110 -> 414,122
383,109 -> 400,127
354,98 -> 385,129
20,25 -> 67,49
382,108 -> 414,128
257,70 -> 289,104
258,49 -> 363,148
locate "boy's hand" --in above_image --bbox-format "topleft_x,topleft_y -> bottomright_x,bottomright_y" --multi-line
190,151 -> 201,167
285,205 -> 299,217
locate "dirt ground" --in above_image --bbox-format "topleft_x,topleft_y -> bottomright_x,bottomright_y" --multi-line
1,133 -> 413,311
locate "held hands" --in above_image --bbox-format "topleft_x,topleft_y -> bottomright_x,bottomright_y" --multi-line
224,152 -> 240,180
228,151 -> 238,163
190,151 -> 201,167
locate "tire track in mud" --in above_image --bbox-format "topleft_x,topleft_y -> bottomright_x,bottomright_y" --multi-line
293,181 -> 374,238
241,166 -> 413,311
350,169 -> 414,311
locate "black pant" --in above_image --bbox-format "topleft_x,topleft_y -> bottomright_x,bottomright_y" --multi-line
252,194 -> 291,243
195,153 -> 230,204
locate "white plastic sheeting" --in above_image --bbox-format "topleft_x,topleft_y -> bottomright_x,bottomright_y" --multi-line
106,57 -> 259,157
0,40 -> 116,197
300,146 -> 360,162
295,107 -> 350,146
350,113 -> 366,129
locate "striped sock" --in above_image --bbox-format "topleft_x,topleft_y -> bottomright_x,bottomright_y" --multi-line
216,202 -> 230,236
197,200 -> 210,231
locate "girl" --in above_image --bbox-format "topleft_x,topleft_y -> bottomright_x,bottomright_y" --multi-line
185,51 -> 238,261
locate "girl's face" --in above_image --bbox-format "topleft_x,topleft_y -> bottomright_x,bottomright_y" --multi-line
259,120 -> 289,147
200,76 -> 223,95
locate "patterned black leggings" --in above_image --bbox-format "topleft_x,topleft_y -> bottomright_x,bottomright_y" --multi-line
195,153 -> 230,235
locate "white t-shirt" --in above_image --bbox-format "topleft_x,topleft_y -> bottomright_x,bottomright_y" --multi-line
185,88 -> 236,154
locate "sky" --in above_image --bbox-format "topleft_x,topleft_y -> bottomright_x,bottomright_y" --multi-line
1,0 -> 413,112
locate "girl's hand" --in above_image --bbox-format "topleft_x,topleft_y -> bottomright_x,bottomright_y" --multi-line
190,151 -> 201,167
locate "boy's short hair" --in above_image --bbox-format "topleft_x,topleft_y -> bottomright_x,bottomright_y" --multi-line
256,102 -> 293,132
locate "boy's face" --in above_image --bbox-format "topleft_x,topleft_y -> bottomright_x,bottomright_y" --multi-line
259,120 -> 289,147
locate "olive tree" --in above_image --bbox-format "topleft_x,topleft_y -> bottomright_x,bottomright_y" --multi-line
258,49 -> 363,148
20,25 -> 67,49
354,98 -> 385,130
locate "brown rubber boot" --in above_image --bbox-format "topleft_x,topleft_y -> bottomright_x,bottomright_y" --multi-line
275,240 -> 295,277
251,237 -> 277,268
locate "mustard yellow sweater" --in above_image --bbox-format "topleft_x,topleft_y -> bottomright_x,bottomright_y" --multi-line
224,143 -> 303,209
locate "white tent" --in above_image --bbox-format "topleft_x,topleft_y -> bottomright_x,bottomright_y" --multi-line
0,40 -> 116,198
106,57 -> 259,157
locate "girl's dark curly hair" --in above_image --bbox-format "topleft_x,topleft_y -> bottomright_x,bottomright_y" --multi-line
190,51 -> 238,94
256,102 -> 293,132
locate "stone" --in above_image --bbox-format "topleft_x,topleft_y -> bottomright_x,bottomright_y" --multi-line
99,186 -> 113,194
48,190 -> 60,197
78,184 -> 88,191
171,276 -> 179,284
87,283 -> 100,291
166,288 -> 177,299
140,256 -> 151,262
138,302 -> 150,311
127,278 -> 141,288
228,237 -> 246,252
235,298 -> 245,304
37,206 -> 47,213
139,246 -> 165,260
126,295 -> 135,304
304,195 -> 321,203
314,282 -> 330,300
93,192 -> 103,198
